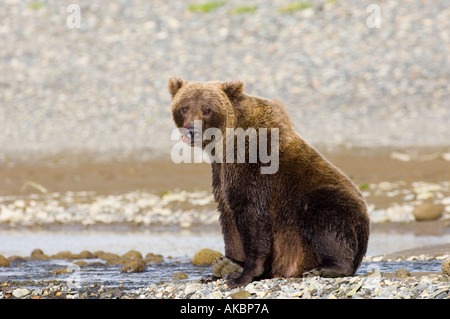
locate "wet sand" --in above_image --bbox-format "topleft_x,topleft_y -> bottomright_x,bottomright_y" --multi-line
2,146 -> 450,196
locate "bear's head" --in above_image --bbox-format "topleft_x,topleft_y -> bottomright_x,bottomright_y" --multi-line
168,78 -> 243,147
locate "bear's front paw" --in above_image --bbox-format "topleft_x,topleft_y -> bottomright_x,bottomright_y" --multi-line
212,257 -> 243,278
225,272 -> 253,289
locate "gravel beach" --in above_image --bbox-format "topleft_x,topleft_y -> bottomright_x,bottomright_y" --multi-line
1,274 -> 450,300
0,0 -> 449,162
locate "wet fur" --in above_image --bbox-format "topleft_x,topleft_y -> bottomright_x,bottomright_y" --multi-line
169,78 -> 370,288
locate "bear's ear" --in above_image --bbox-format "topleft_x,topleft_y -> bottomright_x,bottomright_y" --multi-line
168,77 -> 186,98
222,80 -> 244,101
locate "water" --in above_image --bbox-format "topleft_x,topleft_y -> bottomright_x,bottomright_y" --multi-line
2,227 -> 450,258
0,227 -> 225,258
0,258 -> 443,290
0,257 -> 211,289
357,260 -> 443,275
0,227 -> 448,289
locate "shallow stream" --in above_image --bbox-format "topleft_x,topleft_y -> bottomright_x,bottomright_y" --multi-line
0,227 -> 448,289
0,257 -> 444,290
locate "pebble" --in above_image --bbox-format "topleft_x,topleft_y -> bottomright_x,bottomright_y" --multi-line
395,269 -> 410,278
172,272 -> 189,280
12,288 -> 30,299
184,283 -> 202,296
231,290 -> 251,299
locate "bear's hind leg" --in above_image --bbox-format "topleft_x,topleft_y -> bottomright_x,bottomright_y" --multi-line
302,257 -> 355,278
302,231 -> 356,278
298,186 -> 368,278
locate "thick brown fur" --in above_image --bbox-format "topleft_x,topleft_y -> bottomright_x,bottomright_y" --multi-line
168,78 -> 370,288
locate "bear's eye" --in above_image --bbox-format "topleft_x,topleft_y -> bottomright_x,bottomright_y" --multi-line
203,108 -> 212,115
180,107 -> 188,113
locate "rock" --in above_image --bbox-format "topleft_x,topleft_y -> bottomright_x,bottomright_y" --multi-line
51,267 -> 71,275
395,268 -> 410,277
443,153 -> 450,161
93,250 -> 105,258
79,250 -> 94,259
390,152 -> 411,162
30,248 -> 49,260
184,283 -> 201,295
7,255 -> 26,262
121,260 -> 146,273
97,252 -> 121,261
122,250 -> 143,260
0,255 -> 10,267
172,272 -> 188,280
245,283 -> 257,294
192,248 -> 223,265
106,258 -> 128,265
442,257 -> 450,276
346,283 -> 362,297
12,288 -> 30,298
231,290 -> 251,299
413,203 -> 443,221
145,253 -> 164,263
50,251 -> 78,259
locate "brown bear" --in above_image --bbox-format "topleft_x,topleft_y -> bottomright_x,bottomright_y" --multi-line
168,78 -> 370,288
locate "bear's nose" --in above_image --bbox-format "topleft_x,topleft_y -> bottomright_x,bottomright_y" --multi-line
185,125 -> 201,140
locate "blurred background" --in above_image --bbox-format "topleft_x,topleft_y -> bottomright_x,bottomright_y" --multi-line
0,0 -> 449,281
